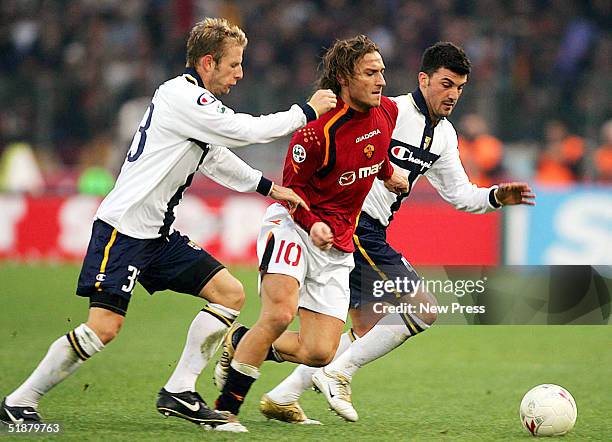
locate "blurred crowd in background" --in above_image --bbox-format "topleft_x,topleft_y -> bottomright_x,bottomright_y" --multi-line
0,0 -> 610,195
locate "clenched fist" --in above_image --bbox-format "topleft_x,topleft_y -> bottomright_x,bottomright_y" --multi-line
384,168 -> 409,195
307,89 -> 337,118
310,221 -> 334,251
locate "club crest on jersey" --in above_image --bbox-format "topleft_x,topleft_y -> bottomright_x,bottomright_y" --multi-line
339,171 -> 356,186
292,144 -> 306,163
196,91 -> 217,106
363,143 -> 375,159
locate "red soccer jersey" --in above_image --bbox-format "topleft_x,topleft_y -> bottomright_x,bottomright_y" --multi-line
283,96 -> 398,252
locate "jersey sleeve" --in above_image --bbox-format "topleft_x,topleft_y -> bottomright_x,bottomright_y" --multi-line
199,144 -> 272,195
282,127 -> 324,231
425,126 -> 500,213
376,97 -> 398,181
160,83 -> 314,148
377,158 -> 394,180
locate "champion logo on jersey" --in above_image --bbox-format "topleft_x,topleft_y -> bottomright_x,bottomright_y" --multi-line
196,91 -> 217,106
391,146 -> 434,172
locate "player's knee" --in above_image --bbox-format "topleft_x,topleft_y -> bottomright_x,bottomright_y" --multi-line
301,339 -> 337,366
88,320 -> 122,344
87,307 -> 124,344
303,347 -> 335,367
267,308 -> 295,331
221,277 -> 245,311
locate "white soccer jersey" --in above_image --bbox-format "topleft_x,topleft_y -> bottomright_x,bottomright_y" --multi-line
362,89 -> 500,226
96,69 -> 314,239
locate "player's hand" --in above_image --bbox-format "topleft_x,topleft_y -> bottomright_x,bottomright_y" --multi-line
269,183 -> 310,214
383,168 -> 409,195
307,89 -> 337,117
494,182 -> 536,206
310,222 -> 334,251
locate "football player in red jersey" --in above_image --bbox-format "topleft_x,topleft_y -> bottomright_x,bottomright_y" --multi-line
213,35 -> 407,428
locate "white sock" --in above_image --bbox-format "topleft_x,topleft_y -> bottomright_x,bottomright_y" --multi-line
267,331 -> 353,404
326,313 -> 428,379
6,324 -> 104,409
164,304 -> 238,393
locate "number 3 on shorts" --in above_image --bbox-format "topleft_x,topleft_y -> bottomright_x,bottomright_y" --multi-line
121,265 -> 140,293
275,240 -> 302,266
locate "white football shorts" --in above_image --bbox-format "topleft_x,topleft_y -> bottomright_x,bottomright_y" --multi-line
257,203 -> 354,322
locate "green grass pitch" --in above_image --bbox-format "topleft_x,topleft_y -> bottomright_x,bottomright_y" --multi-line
1,263 -> 610,441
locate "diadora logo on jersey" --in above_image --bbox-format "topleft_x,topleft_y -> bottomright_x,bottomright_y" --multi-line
338,160 -> 385,186
363,143 -> 375,159
292,144 -> 306,163
391,145 -> 434,172
196,91 -> 217,106
355,129 -> 381,143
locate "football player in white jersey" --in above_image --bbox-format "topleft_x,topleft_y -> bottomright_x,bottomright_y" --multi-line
0,18 -> 336,432
259,42 -> 536,423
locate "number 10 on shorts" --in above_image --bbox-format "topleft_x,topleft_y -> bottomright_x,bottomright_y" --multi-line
275,240 -> 302,266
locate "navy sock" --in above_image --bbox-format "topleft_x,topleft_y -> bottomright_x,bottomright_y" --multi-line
215,366 -> 256,415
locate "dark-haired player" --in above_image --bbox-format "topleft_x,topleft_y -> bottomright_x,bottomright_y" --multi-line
212,35 -> 408,430
262,42 -> 535,423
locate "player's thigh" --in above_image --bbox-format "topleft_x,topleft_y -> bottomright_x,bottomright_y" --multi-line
257,203 -> 307,286
76,220 -> 161,317
259,273 -> 300,328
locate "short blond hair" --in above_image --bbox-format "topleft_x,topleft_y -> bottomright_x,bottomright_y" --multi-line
186,17 -> 248,67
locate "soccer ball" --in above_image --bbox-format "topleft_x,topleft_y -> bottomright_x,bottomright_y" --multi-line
519,384 -> 577,436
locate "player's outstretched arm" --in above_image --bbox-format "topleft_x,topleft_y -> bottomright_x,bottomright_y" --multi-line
494,182 -> 536,206
310,222 -> 334,251
306,89 -> 337,118
383,168 -> 409,195
269,183 -> 310,213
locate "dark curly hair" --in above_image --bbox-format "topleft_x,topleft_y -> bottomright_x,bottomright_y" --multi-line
317,35 -> 380,94
420,42 -> 471,76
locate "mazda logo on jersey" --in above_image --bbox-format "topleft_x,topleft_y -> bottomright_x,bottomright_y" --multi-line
339,171 -> 356,186
196,91 -> 217,106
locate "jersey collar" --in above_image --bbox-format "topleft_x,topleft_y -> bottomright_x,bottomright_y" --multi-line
183,67 -> 206,88
411,87 -> 431,120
